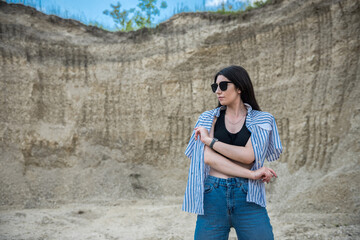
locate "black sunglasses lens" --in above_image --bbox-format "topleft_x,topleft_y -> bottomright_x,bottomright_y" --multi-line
219,82 -> 228,91
211,83 -> 217,93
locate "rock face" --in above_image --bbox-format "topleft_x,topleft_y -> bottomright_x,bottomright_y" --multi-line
0,0 -> 359,221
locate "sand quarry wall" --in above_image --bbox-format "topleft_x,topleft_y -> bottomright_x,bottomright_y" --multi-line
0,0 -> 359,217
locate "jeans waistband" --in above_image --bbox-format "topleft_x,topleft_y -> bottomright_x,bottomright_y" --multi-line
206,175 -> 248,187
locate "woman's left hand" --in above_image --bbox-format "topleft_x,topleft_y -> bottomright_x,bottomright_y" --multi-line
253,166 -> 277,183
194,127 -> 211,145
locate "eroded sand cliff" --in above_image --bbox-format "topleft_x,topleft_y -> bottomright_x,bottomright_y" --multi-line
0,0 -> 359,239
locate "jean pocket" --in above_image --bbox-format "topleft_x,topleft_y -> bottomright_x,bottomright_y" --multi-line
204,182 -> 214,194
241,182 -> 248,194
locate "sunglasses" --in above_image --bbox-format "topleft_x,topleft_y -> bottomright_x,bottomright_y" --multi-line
211,81 -> 234,93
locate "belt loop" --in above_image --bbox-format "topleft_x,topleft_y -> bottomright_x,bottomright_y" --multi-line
235,178 -> 240,187
214,178 -> 219,188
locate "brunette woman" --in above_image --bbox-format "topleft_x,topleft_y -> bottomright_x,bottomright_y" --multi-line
182,65 -> 282,240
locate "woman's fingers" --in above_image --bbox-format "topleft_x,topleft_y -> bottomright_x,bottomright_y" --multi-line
194,127 -> 200,140
268,168 -> 277,178
256,167 -> 277,183
262,178 -> 270,183
194,127 -> 210,144
194,128 -> 200,140
261,168 -> 276,184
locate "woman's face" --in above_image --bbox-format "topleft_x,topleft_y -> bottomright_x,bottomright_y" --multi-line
215,75 -> 241,106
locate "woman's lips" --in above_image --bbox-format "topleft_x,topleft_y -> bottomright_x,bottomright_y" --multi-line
218,97 -> 224,101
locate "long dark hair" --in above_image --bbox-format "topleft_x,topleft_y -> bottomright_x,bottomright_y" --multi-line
214,65 -> 261,111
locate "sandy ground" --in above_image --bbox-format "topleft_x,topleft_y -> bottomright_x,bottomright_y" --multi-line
1,198 -> 359,240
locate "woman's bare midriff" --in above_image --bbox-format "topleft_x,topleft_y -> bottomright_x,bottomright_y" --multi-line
209,161 -> 254,179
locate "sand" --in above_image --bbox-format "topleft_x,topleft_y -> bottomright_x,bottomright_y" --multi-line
1,197 -> 359,240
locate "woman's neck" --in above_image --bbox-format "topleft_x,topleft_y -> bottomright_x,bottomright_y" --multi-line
225,101 -> 247,117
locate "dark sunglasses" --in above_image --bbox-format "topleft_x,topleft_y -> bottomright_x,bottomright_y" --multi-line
211,81 -> 233,93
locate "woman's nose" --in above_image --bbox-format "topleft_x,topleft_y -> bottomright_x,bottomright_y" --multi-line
215,86 -> 221,93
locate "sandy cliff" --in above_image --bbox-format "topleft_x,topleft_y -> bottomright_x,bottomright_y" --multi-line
0,0 -> 359,239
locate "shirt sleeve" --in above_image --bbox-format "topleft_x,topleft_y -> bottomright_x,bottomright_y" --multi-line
184,114 -> 202,159
266,116 -> 283,162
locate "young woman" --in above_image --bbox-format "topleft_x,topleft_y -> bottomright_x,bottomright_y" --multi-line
182,66 -> 282,240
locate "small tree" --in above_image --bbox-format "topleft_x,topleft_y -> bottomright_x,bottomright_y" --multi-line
245,0 -> 270,11
103,0 -> 167,32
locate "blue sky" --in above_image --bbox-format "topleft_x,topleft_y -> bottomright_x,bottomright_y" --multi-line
6,0 -> 255,30
47,0 -> 211,28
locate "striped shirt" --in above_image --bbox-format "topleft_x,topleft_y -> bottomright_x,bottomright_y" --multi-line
182,103 -> 282,214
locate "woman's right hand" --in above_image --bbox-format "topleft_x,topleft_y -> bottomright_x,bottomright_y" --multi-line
252,167 -> 277,183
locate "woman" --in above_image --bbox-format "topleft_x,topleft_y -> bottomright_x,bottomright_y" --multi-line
182,66 -> 282,240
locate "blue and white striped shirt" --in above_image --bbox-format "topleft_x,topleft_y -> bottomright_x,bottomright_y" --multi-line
182,103 -> 282,214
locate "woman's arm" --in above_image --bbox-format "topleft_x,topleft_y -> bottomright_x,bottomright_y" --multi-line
204,145 -> 276,182
195,126 -> 254,164
205,136 -> 254,164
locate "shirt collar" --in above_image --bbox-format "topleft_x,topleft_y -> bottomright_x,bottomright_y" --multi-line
244,103 -> 252,113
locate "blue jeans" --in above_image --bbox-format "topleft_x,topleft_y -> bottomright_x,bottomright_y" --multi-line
194,175 -> 274,240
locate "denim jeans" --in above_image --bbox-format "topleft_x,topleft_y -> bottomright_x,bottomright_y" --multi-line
194,175 -> 274,240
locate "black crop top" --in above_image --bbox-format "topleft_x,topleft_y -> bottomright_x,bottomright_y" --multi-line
214,109 -> 251,147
